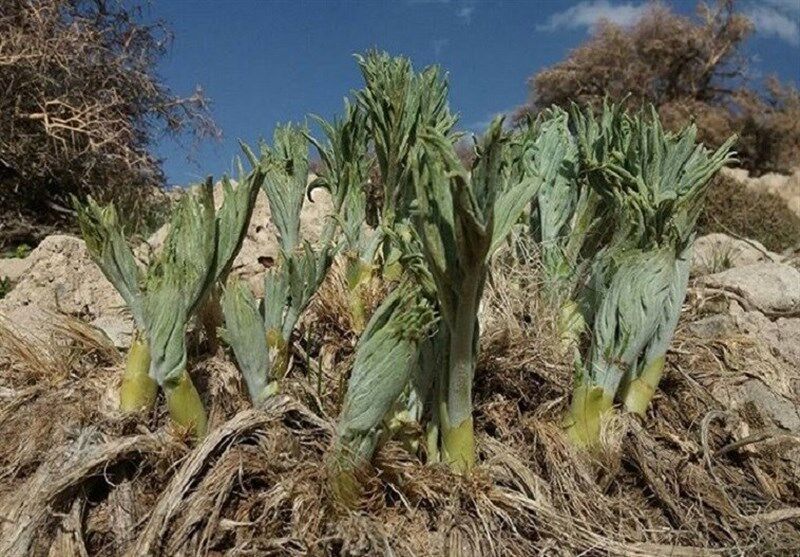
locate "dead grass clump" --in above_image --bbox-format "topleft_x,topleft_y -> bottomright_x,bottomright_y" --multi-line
479,239 -> 571,417
2,256 -> 800,554
0,314 -> 126,494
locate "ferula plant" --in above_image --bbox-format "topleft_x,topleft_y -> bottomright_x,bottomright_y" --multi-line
307,101 -> 375,331
77,153 -> 263,437
409,118 -> 562,471
221,124 -> 333,404
329,51 -> 579,490
564,104 -> 736,446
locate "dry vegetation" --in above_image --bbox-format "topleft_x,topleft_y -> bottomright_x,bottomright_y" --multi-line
1,252 -> 798,555
1,2 -> 799,555
0,0 -> 217,249
699,173 -> 800,252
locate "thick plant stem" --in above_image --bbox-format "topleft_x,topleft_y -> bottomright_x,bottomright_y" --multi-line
621,355 -> 665,415
565,383 -> 614,447
165,371 -> 208,438
440,408 -> 475,473
119,336 -> 158,413
441,291 -> 479,474
198,286 -> 224,354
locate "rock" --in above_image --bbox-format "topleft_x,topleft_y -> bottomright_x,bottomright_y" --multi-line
691,233 -> 782,276
691,310 -> 800,431
90,315 -> 134,349
0,235 -> 132,346
717,379 -> 800,432
698,262 -> 800,314
0,256 -> 32,283
689,259 -> 800,433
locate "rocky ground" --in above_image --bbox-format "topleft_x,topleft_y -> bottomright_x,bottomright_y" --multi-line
0,171 -> 798,555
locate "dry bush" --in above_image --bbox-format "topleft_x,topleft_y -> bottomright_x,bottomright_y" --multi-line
521,1 -> 800,176
0,0 -> 219,249
699,173 -> 800,252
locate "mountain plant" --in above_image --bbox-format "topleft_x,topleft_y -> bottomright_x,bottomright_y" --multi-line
307,102 -> 375,331
330,49 -> 577,487
220,125 -> 333,404
564,105 -> 736,445
76,157 -> 262,437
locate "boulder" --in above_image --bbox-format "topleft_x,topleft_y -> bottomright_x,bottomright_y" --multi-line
691,233 -> 782,276
698,262 -> 800,314
690,308 -> 800,432
0,256 -> 32,283
689,260 -> 800,433
0,235 -> 132,347
690,310 -> 800,369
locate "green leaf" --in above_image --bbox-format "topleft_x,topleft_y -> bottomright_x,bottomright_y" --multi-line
336,282 -> 435,461
220,279 -> 270,404
144,180 -> 216,385
356,50 -> 458,226
261,124 -> 309,254
211,156 -> 264,284
75,197 -> 146,330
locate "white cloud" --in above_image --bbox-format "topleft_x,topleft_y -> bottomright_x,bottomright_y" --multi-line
746,2 -> 800,47
433,38 -> 449,58
764,0 -> 800,17
536,0 -> 647,32
457,5 -> 475,24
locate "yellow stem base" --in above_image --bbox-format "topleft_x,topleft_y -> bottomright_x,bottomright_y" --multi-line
622,355 -> 665,416
441,416 -> 475,474
119,338 -> 157,413
267,328 -> 289,380
564,384 -> 614,447
165,371 -> 208,438
346,259 -> 373,334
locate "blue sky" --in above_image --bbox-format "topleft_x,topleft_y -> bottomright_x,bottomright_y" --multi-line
146,0 -> 800,187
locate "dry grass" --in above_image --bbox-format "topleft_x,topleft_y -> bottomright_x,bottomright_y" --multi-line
1,252 -> 799,555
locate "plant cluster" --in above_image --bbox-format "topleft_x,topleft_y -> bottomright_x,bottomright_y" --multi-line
76,51 -> 734,505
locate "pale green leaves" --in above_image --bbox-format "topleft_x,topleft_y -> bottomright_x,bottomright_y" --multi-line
307,101 -> 370,248
219,279 -> 271,405
412,116 -> 546,324
586,246 -> 678,394
335,282 -> 435,461
571,103 -> 736,407
356,50 -> 458,225
221,126 -> 334,404
261,124 -> 309,254
213,169 -> 262,282
528,109 -> 582,293
75,201 -> 145,331
145,180 -> 216,384
78,153 -> 264,386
